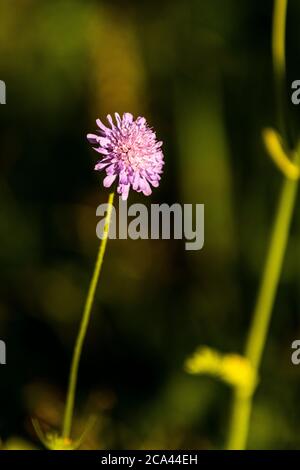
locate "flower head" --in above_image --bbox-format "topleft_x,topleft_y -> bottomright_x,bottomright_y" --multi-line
87,113 -> 164,200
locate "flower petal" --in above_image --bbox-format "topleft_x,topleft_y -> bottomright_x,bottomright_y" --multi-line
106,114 -> 115,128
103,174 -> 117,188
95,161 -> 110,171
87,133 -> 99,144
96,119 -> 109,132
121,184 -> 130,200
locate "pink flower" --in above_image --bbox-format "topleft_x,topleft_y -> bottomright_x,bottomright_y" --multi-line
87,113 -> 164,200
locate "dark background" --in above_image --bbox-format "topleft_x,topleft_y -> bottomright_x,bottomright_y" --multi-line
1,0 -> 300,449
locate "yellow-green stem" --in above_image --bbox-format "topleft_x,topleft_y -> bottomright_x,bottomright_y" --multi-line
272,0 -> 288,137
62,192 -> 115,439
246,177 -> 297,370
227,175 -> 298,449
227,0 -> 292,450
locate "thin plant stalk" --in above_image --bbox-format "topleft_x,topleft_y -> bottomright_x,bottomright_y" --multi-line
227,0 -> 297,450
62,192 -> 115,439
227,176 -> 298,449
272,0 -> 288,139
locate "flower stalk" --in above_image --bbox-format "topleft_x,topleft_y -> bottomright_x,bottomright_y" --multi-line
227,169 -> 299,449
62,191 -> 115,439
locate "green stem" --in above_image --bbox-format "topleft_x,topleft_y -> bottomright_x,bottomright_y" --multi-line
272,0 -> 288,137
227,0 -> 293,450
227,176 -> 298,449
246,177 -> 297,370
62,192 -> 115,439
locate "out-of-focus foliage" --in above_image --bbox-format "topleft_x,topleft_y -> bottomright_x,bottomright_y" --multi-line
185,346 -> 257,397
1,0 -> 300,450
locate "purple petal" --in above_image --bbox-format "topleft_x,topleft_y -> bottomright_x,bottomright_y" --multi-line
96,119 -> 109,132
105,163 -> 116,175
95,161 -> 110,171
141,179 -> 152,196
115,112 -> 122,127
123,112 -> 133,124
87,133 -> 99,144
93,147 -> 109,155
106,114 -> 115,128
136,117 -> 146,126
119,171 -> 129,184
132,172 -> 140,190
121,184 -> 130,201
103,174 -> 117,188
98,137 -> 111,147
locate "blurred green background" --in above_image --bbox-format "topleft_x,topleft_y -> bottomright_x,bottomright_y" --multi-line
1,0 -> 300,450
